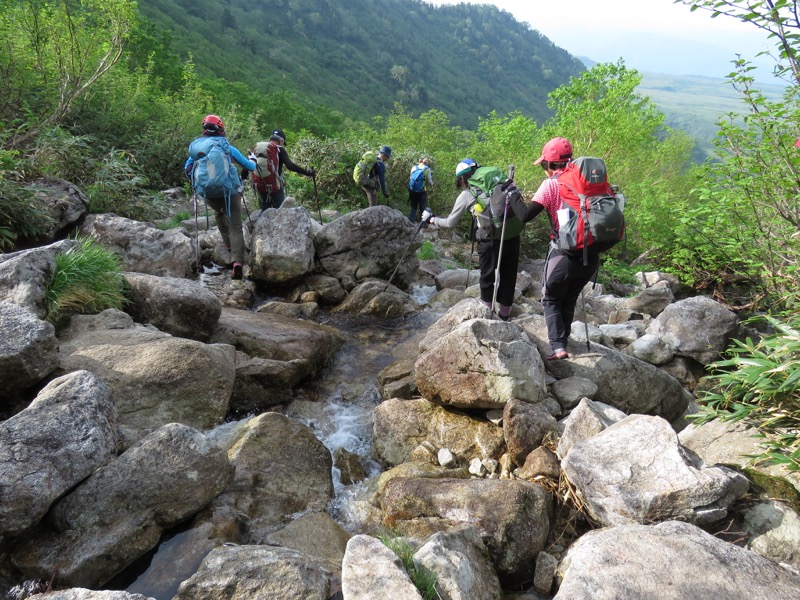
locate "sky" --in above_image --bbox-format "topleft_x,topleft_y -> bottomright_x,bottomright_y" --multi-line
431,0 -> 775,80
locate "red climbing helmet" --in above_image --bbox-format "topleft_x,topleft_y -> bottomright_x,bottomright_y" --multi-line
202,114 -> 225,134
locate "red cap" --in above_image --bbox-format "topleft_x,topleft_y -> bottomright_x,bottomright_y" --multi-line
534,137 -> 573,165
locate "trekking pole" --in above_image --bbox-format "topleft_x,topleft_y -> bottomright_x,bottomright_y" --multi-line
312,170 -> 322,222
240,184 -> 253,227
384,220 -> 426,292
192,191 -> 201,273
491,165 -> 514,317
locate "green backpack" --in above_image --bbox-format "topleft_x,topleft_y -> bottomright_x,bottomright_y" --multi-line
467,166 -> 524,241
353,150 -> 377,186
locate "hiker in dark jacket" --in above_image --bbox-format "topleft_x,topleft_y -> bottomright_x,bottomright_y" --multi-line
184,114 -> 255,280
255,129 -> 315,211
505,136 -> 599,360
422,158 -> 520,321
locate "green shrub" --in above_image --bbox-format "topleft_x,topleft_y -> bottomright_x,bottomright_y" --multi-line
156,211 -> 192,230
691,315 -> 800,472
417,239 -> 436,261
46,238 -> 127,326
0,179 -> 55,250
377,531 -> 438,599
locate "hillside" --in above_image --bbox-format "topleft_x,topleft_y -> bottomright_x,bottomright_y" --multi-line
136,0 -> 586,129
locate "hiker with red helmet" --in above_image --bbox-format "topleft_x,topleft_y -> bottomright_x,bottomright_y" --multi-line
504,137 -> 601,359
184,115 -> 256,280
251,129 -> 315,212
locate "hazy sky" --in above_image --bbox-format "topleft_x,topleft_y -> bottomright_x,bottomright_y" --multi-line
431,0 -> 775,79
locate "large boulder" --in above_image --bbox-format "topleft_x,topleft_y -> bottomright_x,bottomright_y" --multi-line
78,214 -> 193,278
517,314 -> 690,421
380,477 -> 552,586
26,177 -> 90,244
0,302 -> 59,406
372,397 -> 505,467
555,521 -> 800,599
209,307 -> 345,384
0,370 -> 118,539
341,535 -> 421,600
314,206 -> 420,291
12,423 -> 233,588
210,412 -> 334,543
562,415 -> 750,526
173,544 -> 334,600
122,272 -> 222,342
57,309 -> 235,448
0,240 -> 77,318
331,280 -> 418,317
250,207 -> 316,286
416,318 -> 547,410
646,296 -> 739,365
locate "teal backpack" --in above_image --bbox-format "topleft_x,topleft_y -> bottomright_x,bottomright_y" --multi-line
409,164 -> 428,192
188,136 -> 238,200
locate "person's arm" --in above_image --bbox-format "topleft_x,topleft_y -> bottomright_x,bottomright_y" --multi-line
426,168 -> 434,188
279,146 -> 312,176
430,190 -> 473,228
184,156 -> 194,180
230,146 -> 256,171
507,188 -> 544,223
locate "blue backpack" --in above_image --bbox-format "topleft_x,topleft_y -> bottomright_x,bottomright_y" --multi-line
188,136 -> 238,199
409,165 -> 428,193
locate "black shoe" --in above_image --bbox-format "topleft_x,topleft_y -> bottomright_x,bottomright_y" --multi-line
232,262 -> 243,280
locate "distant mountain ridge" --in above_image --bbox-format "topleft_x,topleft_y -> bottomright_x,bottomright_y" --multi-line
136,0 -> 586,128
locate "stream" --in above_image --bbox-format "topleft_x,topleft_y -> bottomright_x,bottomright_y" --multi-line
111,285 -> 441,599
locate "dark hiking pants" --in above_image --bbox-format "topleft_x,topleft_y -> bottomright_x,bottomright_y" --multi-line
542,249 -> 599,351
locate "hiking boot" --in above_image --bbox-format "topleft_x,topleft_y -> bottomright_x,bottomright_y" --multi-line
232,262 -> 243,280
546,349 -> 570,360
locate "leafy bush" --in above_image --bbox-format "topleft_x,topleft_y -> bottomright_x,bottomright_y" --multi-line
377,531 -> 438,599
46,238 -> 128,326
0,179 -> 55,250
692,315 -> 800,472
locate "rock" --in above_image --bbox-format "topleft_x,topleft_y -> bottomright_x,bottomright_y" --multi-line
250,207 -> 316,285
341,535 -> 421,600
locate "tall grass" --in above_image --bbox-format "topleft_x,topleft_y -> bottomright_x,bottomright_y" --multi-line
377,530 -> 440,599
692,315 -> 800,472
46,238 -> 127,325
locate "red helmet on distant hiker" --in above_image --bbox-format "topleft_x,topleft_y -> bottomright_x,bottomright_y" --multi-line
202,115 -> 225,134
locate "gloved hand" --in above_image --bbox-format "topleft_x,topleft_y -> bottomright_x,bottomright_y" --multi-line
240,168 -> 250,180
421,209 -> 434,223
504,182 -> 521,202
248,152 -> 256,161
500,178 -> 515,192
307,167 -> 316,178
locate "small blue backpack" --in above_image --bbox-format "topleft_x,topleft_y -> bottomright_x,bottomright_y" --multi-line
409,164 -> 428,193
188,136 -> 238,199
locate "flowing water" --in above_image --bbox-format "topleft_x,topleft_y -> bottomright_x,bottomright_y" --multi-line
112,285 -> 440,599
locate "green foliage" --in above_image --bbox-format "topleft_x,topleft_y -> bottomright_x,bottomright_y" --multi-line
135,0 -> 586,130
0,0 -> 137,146
157,211 -> 192,230
46,238 -> 128,326
0,179 -> 55,250
417,239 -> 436,261
667,59 -> 800,307
377,531 -> 438,600
692,315 -> 800,472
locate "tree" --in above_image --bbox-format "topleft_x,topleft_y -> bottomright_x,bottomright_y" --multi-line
675,0 -> 800,84
0,0 -> 137,148
673,0 -> 800,307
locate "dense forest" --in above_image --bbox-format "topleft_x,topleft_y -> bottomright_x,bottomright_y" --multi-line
135,0 -> 585,130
